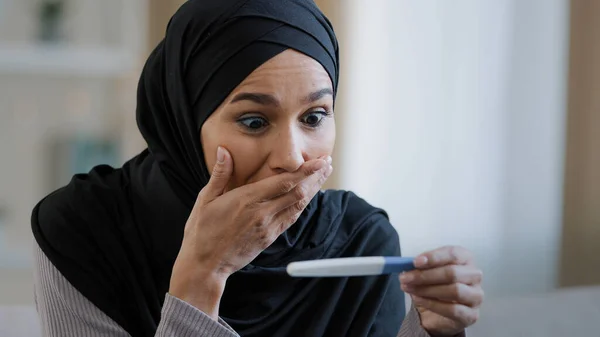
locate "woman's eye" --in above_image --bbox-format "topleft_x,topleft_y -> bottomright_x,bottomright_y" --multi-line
301,111 -> 327,127
238,116 -> 268,130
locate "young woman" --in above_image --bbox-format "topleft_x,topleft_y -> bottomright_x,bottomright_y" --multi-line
32,1 -> 483,336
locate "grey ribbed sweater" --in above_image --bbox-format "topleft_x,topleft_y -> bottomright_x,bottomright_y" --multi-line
33,245 -> 460,337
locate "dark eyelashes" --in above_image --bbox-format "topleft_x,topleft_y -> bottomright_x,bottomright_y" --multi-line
236,109 -> 332,132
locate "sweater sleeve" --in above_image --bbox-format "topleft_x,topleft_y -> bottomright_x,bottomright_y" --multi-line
33,244 -> 238,337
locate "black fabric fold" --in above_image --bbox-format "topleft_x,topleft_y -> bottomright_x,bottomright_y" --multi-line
31,1 -> 405,336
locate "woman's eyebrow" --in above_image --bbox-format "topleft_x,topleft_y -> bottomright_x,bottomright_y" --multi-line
230,88 -> 333,106
230,92 -> 280,107
304,88 -> 333,104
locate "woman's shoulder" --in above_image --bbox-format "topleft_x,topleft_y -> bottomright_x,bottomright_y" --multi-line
35,165 -> 126,217
319,189 -> 391,223
31,165 -> 128,252
319,189 -> 400,255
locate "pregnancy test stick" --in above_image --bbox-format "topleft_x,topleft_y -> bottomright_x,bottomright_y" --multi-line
287,256 -> 416,277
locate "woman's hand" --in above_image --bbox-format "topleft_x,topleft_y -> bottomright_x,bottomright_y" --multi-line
400,246 -> 484,336
169,146 -> 332,319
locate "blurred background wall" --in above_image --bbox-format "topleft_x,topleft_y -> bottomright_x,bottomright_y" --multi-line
337,0 -> 570,297
0,0 -> 148,305
0,0 -> 598,320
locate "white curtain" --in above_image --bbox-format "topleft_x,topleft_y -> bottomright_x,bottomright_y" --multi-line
337,0 -> 569,296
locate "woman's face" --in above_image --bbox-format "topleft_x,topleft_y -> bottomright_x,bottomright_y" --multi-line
201,49 -> 336,191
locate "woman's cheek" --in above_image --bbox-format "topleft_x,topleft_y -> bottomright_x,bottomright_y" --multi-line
224,137 -> 266,190
308,122 -> 336,158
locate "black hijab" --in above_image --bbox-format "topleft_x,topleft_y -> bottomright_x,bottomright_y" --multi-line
31,1 -> 405,336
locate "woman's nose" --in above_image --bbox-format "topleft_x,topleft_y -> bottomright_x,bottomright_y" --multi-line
268,129 -> 305,173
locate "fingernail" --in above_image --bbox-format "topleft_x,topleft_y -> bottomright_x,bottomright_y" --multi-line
415,256 -> 428,268
217,146 -> 225,163
400,273 -> 413,283
326,165 -> 333,177
326,156 -> 332,165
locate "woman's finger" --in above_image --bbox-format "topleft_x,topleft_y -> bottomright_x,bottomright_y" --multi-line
270,164 -> 333,229
411,295 -> 480,327
400,264 -> 483,286
243,157 -> 329,202
414,245 -> 474,269
402,283 -> 484,308
267,163 -> 332,213
198,146 -> 234,204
